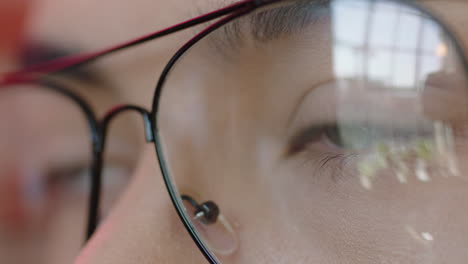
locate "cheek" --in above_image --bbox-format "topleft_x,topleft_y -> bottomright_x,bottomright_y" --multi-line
77,147 -> 206,264
279,148 -> 468,263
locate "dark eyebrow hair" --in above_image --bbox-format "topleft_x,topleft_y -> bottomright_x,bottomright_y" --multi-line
249,0 -> 331,41
206,0 -> 331,52
19,42 -> 106,85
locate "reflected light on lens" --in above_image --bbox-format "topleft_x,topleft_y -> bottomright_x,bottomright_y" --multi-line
436,43 -> 448,57
406,225 -> 435,245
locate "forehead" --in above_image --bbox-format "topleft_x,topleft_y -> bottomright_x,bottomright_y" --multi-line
26,0 -> 468,50
26,0 -> 192,48
23,0 -> 468,93
22,0 -> 468,81
24,0 -> 210,104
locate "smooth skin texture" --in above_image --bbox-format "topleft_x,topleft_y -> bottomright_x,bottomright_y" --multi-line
2,0 -> 468,263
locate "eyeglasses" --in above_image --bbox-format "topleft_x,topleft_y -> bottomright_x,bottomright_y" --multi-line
2,0 -> 468,263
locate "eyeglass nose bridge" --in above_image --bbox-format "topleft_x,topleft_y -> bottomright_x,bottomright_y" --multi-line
86,104 -> 153,239
100,105 -> 154,144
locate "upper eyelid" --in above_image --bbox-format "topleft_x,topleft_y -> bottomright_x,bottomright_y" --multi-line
286,124 -> 334,156
288,80 -> 443,133
286,98 -> 437,157
286,80 -> 338,143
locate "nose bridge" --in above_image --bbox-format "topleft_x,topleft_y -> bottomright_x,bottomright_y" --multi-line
101,105 -> 154,144
84,104 -> 153,238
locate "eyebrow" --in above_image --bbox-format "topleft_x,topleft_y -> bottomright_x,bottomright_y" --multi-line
19,42 -> 106,86
249,0 -> 331,41
5,0 -> 331,84
207,0 -> 331,51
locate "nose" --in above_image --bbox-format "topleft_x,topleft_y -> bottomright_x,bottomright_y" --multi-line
75,148 -> 206,264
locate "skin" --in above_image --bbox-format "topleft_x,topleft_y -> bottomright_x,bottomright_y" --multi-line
2,0 -> 468,263
0,0 -> 29,70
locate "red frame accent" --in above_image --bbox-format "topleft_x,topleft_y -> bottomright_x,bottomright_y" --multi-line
0,0 -> 262,85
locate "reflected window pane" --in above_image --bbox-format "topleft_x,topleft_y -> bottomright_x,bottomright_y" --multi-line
419,56 -> 442,83
368,50 -> 392,85
392,53 -> 417,89
332,0 -> 371,46
370,4 -> 399,47
334,45 -> 363,79
422,20 -> 444,55
395,12 -> 422,50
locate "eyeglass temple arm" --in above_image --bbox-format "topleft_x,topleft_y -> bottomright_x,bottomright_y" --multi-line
0,0 -> 277,84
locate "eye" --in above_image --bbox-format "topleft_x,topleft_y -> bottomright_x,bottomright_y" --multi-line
47,163 -> 131,194
323,124 -> 388,150
323,125 -> 364,149
46,162 -> 131,218
324,121 -> 437,151
46,164 -> 90,196
288,123 -> 370,155
288,124 -> 343,156
289,120 -> 436,157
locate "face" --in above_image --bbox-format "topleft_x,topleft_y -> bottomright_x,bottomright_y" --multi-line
2,0 -> 468,263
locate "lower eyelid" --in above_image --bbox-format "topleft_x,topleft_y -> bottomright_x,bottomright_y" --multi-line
302,139 -> 357,163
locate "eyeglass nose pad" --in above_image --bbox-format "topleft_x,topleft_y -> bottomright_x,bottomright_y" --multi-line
182,196 -> 238,256
194,212 -> 238,256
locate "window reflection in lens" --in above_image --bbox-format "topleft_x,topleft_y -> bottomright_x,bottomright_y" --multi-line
3,0 -> 468,263
158,0 -> 468,262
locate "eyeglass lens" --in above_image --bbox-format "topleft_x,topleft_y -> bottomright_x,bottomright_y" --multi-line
156,0 -> 468,262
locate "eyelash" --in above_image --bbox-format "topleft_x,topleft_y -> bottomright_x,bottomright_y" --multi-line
292,122 -> 440,182
317,153 -> 352,169
297,133 -> 360,181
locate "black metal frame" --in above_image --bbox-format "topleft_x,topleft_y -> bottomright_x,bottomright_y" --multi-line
1,0 -> 467,263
